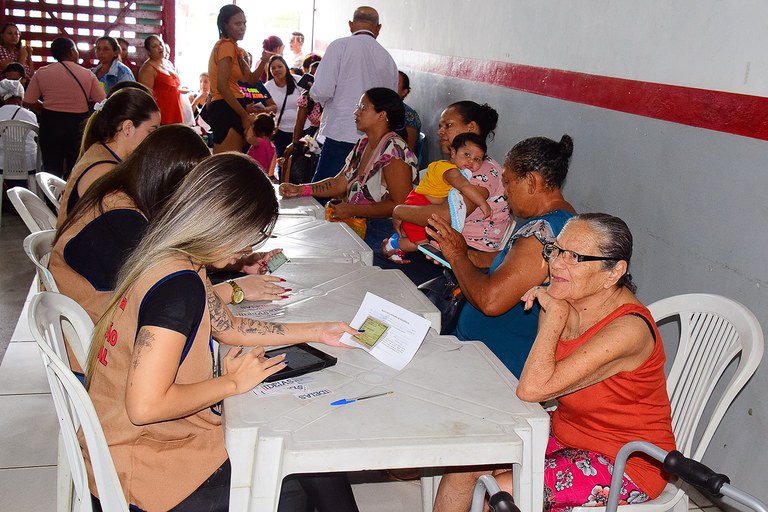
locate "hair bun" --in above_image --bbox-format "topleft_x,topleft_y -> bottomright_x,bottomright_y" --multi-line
559,135 -> 573,158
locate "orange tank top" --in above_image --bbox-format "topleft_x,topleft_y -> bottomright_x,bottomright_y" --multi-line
552,303 -> 676,498
153,68 -> 183,124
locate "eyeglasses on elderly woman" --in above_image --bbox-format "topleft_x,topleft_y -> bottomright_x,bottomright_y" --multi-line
541,243 -> 621,265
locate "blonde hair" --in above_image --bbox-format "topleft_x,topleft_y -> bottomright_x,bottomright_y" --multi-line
86,153 -> 278,384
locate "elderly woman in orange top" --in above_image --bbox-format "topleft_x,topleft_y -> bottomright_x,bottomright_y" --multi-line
207,4 -> 272,153
433,213 -> 676,512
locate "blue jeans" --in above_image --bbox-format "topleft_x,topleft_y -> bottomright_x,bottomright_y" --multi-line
312,138 -> 354,182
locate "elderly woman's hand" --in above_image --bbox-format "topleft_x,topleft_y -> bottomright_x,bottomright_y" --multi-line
425,213 -> 467,262
521,285 -> 570,328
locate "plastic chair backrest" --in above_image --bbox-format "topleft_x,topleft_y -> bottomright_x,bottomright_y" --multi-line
0,119 -> 40,180
569,293 -> 763,512
28,291 -> 93,378
36,171 -> 65,211
7,185 -> 57,233
24,229 -> 59,293
30,293 -> 128,512
648,293 -> 764,459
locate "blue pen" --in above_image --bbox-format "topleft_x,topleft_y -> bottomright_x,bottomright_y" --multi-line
330,391 -> 393,406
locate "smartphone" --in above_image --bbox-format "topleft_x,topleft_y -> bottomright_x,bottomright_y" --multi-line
296,73 -> 314,90
267,252 -> 289,273
417,242 -> 452,269
262,344 -> 337,382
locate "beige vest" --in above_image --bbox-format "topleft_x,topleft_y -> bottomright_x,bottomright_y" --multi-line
85,257 -> 227,511
57,143 -> 119,228
50,191 -> 142,374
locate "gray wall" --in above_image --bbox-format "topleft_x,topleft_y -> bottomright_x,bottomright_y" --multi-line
408,73 -> 768,499
313,0 -> 768,499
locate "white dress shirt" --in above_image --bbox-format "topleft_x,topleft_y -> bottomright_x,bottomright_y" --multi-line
310,30 -> 399,144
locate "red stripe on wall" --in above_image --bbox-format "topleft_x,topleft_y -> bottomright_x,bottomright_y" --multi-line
391,50 -> 768,141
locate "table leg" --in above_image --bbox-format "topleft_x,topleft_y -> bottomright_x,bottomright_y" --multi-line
249,436 -> 286,512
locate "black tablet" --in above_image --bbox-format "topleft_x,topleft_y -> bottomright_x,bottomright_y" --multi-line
263,344 -> 337,382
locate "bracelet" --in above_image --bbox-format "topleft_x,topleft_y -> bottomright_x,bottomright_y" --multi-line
302,184 -> 313,197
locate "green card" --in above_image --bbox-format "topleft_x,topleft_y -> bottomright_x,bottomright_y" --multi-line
353,316 -> 389,349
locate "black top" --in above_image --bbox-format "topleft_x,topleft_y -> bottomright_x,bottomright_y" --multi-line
138,270 -> 206,339
63,209 -> 146,291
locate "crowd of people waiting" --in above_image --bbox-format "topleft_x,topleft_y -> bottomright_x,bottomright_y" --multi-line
2,3 -> 677,511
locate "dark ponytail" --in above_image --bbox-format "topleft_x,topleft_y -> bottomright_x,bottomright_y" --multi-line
79,88 -> 159,156
504,134 -> 573,189
366,87 -> 406,138
448,101 -> 499,142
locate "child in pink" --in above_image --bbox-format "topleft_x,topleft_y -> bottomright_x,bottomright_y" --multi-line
245,112 -> 277,182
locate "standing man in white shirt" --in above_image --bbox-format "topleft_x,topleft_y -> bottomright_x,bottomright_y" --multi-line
310,6 -> 399,182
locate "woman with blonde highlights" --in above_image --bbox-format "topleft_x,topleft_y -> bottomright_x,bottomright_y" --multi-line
84,153 -> 360,512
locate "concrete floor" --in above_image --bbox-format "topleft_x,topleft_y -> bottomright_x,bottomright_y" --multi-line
0,213 -> 35,362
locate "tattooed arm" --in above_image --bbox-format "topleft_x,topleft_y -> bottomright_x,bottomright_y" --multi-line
124,325 -> 286,425
206,279 -> 358,347
278,174 -> 348,199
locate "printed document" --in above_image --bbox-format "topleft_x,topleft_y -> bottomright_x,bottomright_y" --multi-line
340,292 -> 430,370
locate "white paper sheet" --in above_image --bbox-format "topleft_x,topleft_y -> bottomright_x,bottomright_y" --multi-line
340,292 -> 430,371
252,375 -> 332,400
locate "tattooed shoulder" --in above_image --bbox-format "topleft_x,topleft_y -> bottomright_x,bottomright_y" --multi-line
132,328 -> 155,370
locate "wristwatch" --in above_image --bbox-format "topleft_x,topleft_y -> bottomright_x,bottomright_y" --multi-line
227,280 -> 245,304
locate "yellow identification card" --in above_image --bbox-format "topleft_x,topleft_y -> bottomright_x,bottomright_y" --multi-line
353,316 -> 389,349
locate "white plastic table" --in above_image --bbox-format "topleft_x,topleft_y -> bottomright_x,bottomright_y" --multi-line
274,185 -> 326,219
258,218 -> 374,265
230,262 -> 441,333
224,335 -> 548,512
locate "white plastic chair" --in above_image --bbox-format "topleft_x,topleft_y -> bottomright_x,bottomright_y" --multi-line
0,119 -> 40,225
572,293 -> 764,512
29,292 -> 128,512
28,290 -> 92,382
29,291 -> 94,511
7,185 -> 57,233
36,171 -> 66,211
24,229 -> 59,292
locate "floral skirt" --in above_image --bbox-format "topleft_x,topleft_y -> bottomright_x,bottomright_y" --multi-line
544,434 -> 650,511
